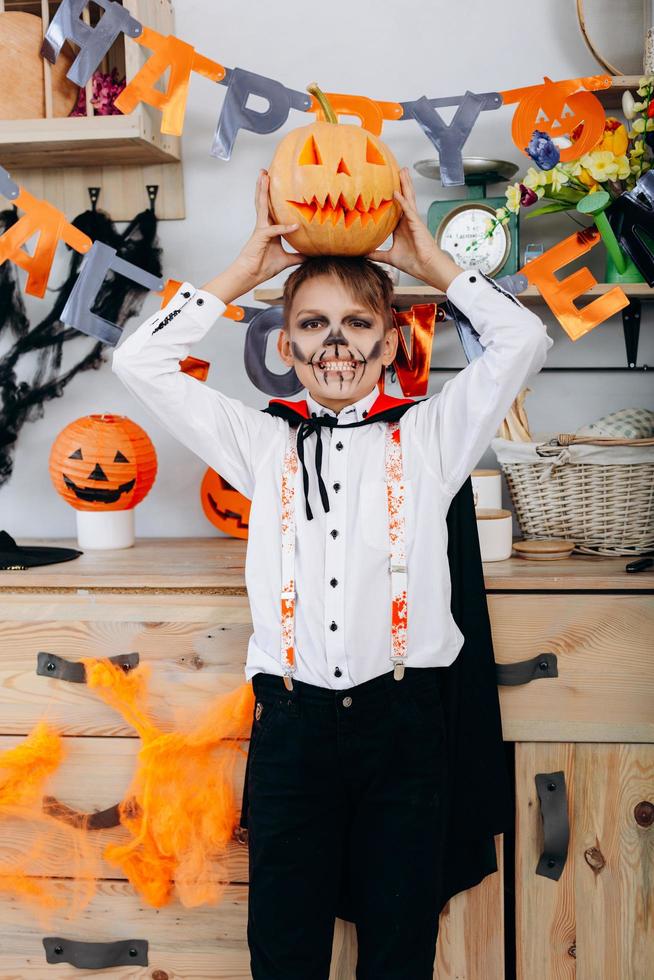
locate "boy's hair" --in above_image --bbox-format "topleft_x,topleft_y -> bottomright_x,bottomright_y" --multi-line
282,256 -> 395,332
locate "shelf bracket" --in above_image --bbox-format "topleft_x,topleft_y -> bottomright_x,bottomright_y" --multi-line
622,298 -> 641,369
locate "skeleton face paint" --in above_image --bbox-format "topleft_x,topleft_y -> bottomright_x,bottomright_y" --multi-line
283,275 -> 394,412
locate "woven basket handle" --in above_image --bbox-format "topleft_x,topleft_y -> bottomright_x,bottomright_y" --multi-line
549,434 -> 654,448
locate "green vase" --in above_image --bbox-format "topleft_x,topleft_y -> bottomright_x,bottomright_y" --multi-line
604,250 -> 646,284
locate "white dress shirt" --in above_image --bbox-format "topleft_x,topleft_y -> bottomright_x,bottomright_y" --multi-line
112,270 -> 553,689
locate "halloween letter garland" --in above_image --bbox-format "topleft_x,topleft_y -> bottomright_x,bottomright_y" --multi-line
39,0 -> 614,181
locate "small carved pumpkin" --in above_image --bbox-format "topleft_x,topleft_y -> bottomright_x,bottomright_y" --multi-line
49,414 -> 157,511
201,468 -> 250,539
267,82 -> 402,256
512,76 -> 606,162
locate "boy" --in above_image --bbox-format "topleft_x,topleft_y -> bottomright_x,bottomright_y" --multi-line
112,166 -> 553,978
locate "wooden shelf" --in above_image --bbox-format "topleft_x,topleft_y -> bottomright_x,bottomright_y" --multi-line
595,75 -> 641,109
0,106 -> 180,169
254,282 -> 653,307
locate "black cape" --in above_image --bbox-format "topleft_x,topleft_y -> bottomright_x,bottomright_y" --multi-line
238,394 -> 512,917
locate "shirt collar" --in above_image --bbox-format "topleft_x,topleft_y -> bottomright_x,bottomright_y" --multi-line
306,387 -> 378,423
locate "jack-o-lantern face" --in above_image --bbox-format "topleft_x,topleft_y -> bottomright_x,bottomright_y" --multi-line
267,86 -> 401,256
49,414 -> 157,512
512,77 -> 606,162
201,469 -> 250,539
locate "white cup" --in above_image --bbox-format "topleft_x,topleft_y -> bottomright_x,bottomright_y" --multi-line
471,469 -> 502,509
476,508 -> 513,561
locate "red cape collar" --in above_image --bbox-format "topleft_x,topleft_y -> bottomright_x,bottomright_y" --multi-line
268,392 -> 415,421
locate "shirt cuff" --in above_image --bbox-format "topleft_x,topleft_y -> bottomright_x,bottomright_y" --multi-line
165,281 -> 227,328
445,268 -> 517,319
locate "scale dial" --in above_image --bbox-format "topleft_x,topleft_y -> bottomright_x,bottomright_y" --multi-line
436,202 -> 511,277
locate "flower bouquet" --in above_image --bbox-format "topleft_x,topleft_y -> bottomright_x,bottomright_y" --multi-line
471,76 -> 654,281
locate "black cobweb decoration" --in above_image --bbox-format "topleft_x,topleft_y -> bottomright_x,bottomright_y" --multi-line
0,203 -> 163,487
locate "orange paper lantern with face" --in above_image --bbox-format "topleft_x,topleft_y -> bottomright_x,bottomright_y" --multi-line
201,468 -> 250,539
267,82 -> 402,256
49,414 -> 157,512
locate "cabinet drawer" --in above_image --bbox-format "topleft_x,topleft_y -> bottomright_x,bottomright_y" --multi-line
0,593 -> 253,735
489,594 -> 654,741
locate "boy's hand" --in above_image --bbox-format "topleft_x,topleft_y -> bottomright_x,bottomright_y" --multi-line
202,171 -> 306,304
233,170 -> 306,286
366,167 -> 463,292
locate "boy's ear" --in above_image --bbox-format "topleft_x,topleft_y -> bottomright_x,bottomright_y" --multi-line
382,323 -> 398,365
277,327 -> 294,367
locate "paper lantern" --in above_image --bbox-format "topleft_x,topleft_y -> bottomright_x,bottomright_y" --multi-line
50,414 -> 157,512
49,414 -> 157,549
201,468 -> 250,539
267,82 -> 402,256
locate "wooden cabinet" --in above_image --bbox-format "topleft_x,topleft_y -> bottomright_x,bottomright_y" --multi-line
0,539 -> 651,978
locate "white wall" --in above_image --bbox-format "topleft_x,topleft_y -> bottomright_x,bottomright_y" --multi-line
3,0 -> 653,538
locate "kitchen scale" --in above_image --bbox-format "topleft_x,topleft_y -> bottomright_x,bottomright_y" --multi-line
415,157 -> 521,277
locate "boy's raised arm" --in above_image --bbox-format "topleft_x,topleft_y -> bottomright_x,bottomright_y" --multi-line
412,269 -> 554,499
111,278 -> 277,499
366,166 -> 554,501
112,169 -> 305,498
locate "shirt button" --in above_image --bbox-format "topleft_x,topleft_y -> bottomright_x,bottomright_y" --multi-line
342,696 -> 352,707
334,667 -> 342,677
182,291 -> 191,298
468,275 -> 477,283
335,441 -> 344,451
330,621 -> 338,631
333,482 -> 341,492
196,297 -> 204,306
330,577 -> 338,587
330,529 -> 339,539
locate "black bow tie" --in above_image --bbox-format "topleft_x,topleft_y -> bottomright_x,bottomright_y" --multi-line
296,413 -> 338,521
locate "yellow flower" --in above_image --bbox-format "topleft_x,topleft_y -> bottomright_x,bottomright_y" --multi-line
598,122 -> 629,156
522,166 -> 547,190
631,118 -> 646,133
564,158 -> 583,177
578,150 -> 619,182
505,183 -> 522,213
577,167 -> 601,192
549,166 -> 570,193
614,154 -> 631,180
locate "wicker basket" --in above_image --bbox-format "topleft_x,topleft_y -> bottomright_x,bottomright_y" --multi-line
491,433 -> 654,557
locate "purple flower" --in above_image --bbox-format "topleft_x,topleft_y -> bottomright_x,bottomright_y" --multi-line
519,183 -> 538,206
525,130 -> 560,170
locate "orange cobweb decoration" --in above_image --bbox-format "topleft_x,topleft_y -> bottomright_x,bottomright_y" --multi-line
80,658 -> 255,909
0,722 -> 100,928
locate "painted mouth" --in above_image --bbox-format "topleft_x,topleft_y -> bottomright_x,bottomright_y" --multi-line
287,192 -> 394,228
207,493 -> 249,530
63,473 -> 135,504
316,357 -> 363,372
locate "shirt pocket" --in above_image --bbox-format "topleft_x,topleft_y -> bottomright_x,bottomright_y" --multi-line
359,478 -> 415,552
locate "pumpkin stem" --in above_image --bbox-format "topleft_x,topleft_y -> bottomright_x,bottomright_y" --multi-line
307,82 -> 338,124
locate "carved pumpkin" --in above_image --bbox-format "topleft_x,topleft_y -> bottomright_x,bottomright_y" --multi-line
49,414 -> 157,511
512,76 -> 606,162
267,82 -> 402,256
201,468 -> 250,539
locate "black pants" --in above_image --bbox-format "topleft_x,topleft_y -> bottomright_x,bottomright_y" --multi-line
244,665 -> 449,980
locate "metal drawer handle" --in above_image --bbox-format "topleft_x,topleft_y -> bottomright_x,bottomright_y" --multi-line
42,796 -> 122,830
36,651 -> 139,683
43,937 -> 148,968
496,652 -> 558,686
535,770 -> 569,880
